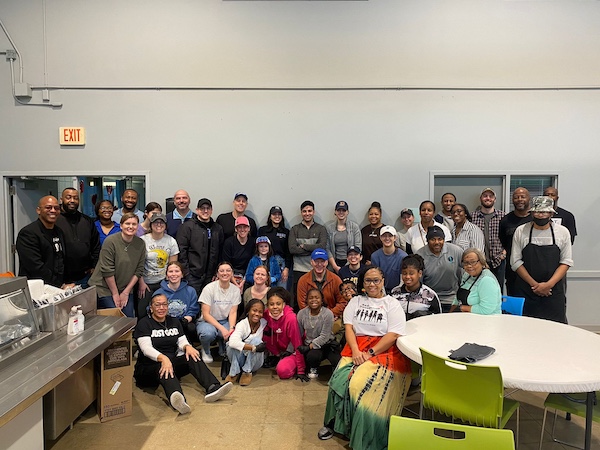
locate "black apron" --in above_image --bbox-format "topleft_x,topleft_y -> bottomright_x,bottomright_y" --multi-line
515,224 -> 566,323
457,273 -> 482,306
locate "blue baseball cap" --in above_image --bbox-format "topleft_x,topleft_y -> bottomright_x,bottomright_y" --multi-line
256,236 -> 271,245
311,248 -> 328,261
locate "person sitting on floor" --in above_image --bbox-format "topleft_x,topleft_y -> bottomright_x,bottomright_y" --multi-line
225,299 -> 267,386
297,289 -> 342,380
262,287 -> 308,381
133,294 -> 232,414
152,261 -> 199,343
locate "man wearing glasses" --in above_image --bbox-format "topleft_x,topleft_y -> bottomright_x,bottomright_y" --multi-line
16,195 -> 69,288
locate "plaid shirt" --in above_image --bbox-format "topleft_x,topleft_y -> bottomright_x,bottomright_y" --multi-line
471,208 -> 506,269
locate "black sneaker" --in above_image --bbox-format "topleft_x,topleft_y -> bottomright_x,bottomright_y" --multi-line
204,382 -> 232,403
318,426 -> 334,440
262,355 -> 278,369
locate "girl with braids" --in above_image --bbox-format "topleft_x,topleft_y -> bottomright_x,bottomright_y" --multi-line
390,254 -> 442,319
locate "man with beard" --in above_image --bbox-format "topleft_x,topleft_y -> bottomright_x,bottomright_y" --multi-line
511,196 -> 572,323
55,187 -> 101,287
112,188 -> 144,223
471,188 -> 506,288
166,189 -> 194,238
177,198 -> 224,296
416,226 -> 463,313
16,196 -> 68,288
543,187 -> 577,245
499,187 -> 532,295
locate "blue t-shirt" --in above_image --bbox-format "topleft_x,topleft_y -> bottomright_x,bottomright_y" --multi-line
370,248 -> 408,294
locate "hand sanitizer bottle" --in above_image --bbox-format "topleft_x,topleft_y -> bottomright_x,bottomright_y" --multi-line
77,306 -> 85,333
67,306 -> 79,335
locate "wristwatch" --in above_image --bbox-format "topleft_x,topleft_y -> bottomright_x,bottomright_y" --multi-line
368,348 -> 376,356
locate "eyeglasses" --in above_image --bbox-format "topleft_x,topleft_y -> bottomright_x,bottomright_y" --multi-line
42,205 -> 61,211
452,209 -> 465,215
341,287 -> 357,293
99,206 -> 113,211
364,278 -> 382,285
462,260 -> 480,267
153,303 -> 168,308
152,221 -> 166,226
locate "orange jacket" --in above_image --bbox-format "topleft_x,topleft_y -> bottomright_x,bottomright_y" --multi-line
297,270 -> 347,317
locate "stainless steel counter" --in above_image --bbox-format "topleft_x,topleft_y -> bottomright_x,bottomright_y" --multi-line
0,314 -> 136,427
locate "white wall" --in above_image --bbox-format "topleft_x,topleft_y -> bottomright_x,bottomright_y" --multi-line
0,0 -> 598,326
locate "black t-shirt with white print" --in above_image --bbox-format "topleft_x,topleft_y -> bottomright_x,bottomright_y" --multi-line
134,315 -> 184,365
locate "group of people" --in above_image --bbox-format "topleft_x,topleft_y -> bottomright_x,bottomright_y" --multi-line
14,185 -> 575,450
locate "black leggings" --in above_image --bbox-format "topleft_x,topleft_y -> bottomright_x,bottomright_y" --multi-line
134,354 -> 219,401
304,341 -> 342,371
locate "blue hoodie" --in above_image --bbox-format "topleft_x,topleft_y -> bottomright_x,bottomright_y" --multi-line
153,279 -> 200,320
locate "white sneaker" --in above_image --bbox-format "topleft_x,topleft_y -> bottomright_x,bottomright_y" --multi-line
204,382 -> 233,403
170,391 -> 191,414
308,368 -> 318,379
201,348 -> 213,363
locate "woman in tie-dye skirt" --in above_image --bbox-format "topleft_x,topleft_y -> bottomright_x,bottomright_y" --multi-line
319,267 -> 411,450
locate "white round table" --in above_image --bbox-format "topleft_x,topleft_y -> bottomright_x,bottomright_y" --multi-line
396,313 -> 600,450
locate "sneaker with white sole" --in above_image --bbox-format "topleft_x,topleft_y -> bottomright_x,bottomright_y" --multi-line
170,391 -> 191,414
201,348 -> 213,364
204,381 -> 232,403
308,368 -> 318,379
318,426 -> 334,440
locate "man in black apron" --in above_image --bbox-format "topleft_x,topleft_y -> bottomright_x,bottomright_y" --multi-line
510,196 -> 573,323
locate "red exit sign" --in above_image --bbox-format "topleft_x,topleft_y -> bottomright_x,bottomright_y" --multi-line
59,127 -> 86,145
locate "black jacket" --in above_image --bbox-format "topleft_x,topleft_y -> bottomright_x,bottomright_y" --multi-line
56,211 -> 101,283
16,219 -> 66,287
176,217 -> 224,280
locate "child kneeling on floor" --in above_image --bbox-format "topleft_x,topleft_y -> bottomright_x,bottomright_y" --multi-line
225,299 -> 267,386
262,287 -> 308,381
297,289 -> 342,380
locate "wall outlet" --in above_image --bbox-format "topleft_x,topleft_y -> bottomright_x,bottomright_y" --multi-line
5,49 -> 16,60
15,83 -> 32,98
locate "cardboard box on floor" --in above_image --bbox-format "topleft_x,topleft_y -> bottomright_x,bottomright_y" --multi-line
96,308 -> 134,422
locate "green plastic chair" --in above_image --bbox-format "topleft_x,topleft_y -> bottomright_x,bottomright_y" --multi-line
419,348 -> 520,447
539,392 -> 600,450
389,416 -> 515,449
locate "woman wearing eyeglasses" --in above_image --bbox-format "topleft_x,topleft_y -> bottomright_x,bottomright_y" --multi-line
319,267 -> 412,450
450,203 -> 485,253
453,248 -> 501,315
94,199 -> 120,246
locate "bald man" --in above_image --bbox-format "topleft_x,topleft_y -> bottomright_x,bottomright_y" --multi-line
544,187 -> 577,245
16,195 -> 68,288
499,187 -> 533,295
166,189 -> 194,237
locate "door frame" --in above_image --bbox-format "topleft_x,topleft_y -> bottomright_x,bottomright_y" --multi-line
0,171 -> 150,274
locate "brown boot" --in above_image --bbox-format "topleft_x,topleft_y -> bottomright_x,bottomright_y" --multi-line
224,374 -> 239,384
239,372 -> 253,386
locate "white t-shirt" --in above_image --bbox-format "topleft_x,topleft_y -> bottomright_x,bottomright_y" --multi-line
199,280 -> 242,321
343,294 -> 406,337
510,222 -> 573,272
141,234 -> 180,284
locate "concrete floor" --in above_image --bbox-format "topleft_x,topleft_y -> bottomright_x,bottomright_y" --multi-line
48,362 -> 600,450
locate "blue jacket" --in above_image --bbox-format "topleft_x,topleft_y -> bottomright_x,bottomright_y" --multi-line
244,255 -> 282,285
153,279 -> 199,320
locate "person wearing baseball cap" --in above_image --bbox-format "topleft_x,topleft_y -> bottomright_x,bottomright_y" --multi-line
338,246 -> 367,292
216,192 -> 258,241
370,226 -> 408,294
176,198 -> 224,296
415,225 -> 464,312
296,248 -> 347,320
258,206 -> 292,289
326,201 -> 362,274
137,212 -> 180,317
222,215 -> 254,288
510,196 -> 573,323
289,200 -> 327,311
398,208 -> 414,236
244,235 -> 282,286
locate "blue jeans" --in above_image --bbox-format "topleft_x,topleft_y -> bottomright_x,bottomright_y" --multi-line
196,319 -> 230,355
226,337 -> 264,376
98,293 -> 135,318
